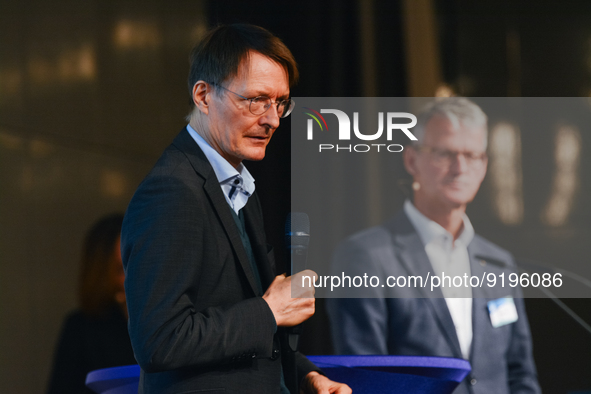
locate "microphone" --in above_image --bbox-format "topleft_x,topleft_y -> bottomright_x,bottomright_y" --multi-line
284,212 -> 310,354
473,255 -> 591,336
474,255 -> 591,335
285,212 -> 310,276
517,258 -> 591,289
515,258 -> 591,336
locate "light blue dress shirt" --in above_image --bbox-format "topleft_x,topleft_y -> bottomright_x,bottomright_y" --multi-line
186,124 -> 255,214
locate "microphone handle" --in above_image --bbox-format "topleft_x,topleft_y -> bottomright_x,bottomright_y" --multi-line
290,247 -> 308,276
287,247 -> 308,351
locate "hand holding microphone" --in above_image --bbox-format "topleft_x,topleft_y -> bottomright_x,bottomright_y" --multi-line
262,270 -> 317,327
262,212 -> 316,328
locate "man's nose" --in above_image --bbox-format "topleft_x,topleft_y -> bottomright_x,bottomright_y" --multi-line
449,152 -> 469,173
259,104 -> 281,129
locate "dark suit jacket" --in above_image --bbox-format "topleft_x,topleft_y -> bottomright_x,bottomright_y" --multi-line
121,128 -> 317,394
326,211 -> 541,394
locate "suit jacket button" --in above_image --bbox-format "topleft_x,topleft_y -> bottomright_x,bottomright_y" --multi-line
271,348 -> 280,360
470,378 -> 477,385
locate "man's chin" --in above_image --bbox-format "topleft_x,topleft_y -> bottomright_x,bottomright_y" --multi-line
242,148 -> 267,162
442,193 -> 475,208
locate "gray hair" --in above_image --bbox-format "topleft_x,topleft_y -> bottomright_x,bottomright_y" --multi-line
412,97 -> 488,148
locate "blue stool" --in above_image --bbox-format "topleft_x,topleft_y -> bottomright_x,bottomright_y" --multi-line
85,364 -> 140,394
308,355 -> 471,394
86,356 -> 470,394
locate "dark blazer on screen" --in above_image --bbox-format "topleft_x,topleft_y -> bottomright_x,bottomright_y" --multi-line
121,128 -> 317,394
326,211 -> 541,394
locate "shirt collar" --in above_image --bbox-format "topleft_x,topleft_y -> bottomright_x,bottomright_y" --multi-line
186,124 -> 255,195
403,199 -> 474,247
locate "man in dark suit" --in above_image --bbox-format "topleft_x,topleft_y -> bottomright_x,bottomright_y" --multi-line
327,98 -> 540,393
122,24 -> 350,394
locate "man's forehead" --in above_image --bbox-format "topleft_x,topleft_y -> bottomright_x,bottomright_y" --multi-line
236,51 -> 257,78
424,116 -> 487,147
231,51 -> 267,73
426,115 -> 485,135
227,51 -> 288,88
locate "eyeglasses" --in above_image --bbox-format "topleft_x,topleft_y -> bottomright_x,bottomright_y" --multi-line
415,145 -> 487,169
213,84 -> 295,118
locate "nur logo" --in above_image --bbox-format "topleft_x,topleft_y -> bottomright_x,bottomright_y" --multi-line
303,108 -> 418,153
303,107 -> 330,138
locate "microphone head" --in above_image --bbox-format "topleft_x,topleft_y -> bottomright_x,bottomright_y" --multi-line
285,212 -> 310,248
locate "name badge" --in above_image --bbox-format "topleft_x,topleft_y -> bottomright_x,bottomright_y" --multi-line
487,297 -> 518,328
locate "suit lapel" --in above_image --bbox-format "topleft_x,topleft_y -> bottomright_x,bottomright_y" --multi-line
243,196 -> 275,290
467,240 -> 511,362
385,212 -> 464,359
172,128 -> 263,296
467,242 -> 511,300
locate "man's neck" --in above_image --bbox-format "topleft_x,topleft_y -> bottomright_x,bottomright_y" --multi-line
188,118 -> 241,169
189,118 -> 214,150
413,197 -> 466,240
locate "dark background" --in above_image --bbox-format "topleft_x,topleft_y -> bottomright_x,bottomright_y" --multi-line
1,0 -> 590,392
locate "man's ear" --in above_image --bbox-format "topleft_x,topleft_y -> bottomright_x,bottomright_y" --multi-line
192,81 -> 211,115
403,145 -> 418,176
